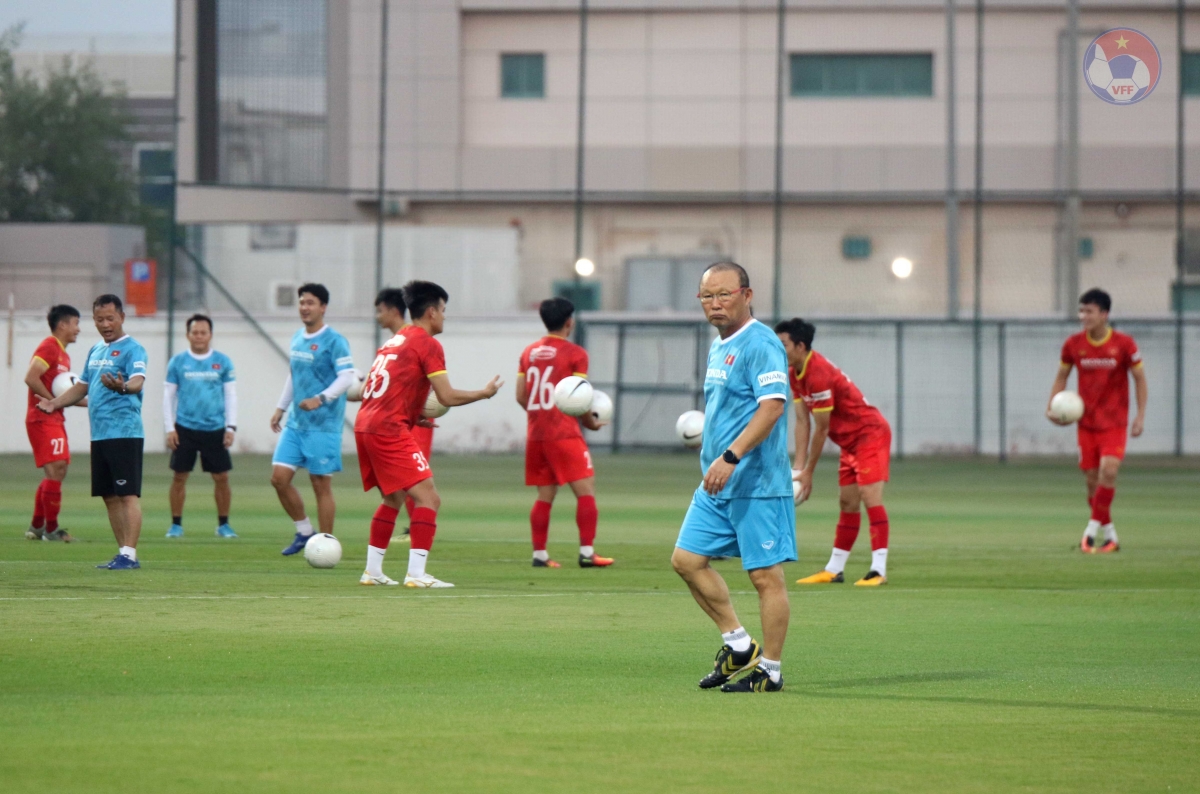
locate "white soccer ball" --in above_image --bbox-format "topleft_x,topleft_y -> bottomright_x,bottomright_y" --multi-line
304,533 -> 342,569
346,369 -> 367,401
676,410 -> 704,449
554,376 -> 594,417
792,470 -> 806,505
1050,390 -> 1085,424
589,390 -> 613,425
51,372 -> 79,398
423,392 -> 449,419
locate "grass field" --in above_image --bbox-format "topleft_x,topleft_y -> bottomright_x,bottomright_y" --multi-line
1,451 -> 1198,793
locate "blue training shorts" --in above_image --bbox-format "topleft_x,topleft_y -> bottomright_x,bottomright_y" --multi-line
272,427 -> 343,476
675,488 -> 797,571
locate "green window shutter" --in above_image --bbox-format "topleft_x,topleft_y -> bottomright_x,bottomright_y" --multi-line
791,54 -> 933,97
1183,52 -> 1200,96
501,53 -> 545,98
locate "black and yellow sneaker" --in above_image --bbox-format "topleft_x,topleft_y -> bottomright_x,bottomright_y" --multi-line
720,665 -> 783,693
698,640 -> 762,689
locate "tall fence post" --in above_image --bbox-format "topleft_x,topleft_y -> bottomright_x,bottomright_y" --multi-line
572,0 -> 589,272
998,321 -> 1007,462
771,0 -> 787,321
612,323 -> 626,453
972,0 -> 985,453
1175,0 -> 1186,456
895,321 -> 904,460
373,0 -> 390,350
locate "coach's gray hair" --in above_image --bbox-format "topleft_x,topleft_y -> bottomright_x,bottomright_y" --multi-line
700,261 -> 750,289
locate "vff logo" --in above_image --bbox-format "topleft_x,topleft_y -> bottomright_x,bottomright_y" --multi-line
1083,28 -> 1161,105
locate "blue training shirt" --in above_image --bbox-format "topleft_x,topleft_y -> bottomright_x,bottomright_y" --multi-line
287,326 -> 353,433
80,335 -> 148,441
700,319 -> 791,499
167,349 -> 235,432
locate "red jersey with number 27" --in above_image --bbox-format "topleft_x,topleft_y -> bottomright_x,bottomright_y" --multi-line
788,350 -> 888,451
1060,328 -> 1141,432
519,336 -> 588,442
355,326 -> 447,435
27,336 -> 70,426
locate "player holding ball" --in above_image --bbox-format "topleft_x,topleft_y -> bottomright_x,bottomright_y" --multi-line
1048,289 -> 1147,554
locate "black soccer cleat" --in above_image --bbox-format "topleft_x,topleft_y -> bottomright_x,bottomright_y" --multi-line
532,557 -> 561,568
721,665 -> 783,693
698,640 -> 762,689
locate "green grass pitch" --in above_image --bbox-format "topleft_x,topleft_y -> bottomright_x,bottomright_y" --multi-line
1,452 -> 1198,793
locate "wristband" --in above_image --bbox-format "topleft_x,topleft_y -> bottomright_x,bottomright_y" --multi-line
722,449 -> 741,465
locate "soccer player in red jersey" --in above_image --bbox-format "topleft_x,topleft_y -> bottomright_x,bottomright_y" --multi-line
516,298 -> 612,569
354,281 -> 502,587
775,319 -> 893,586
23,304 -> 84,542
1047,289 -> 1146,554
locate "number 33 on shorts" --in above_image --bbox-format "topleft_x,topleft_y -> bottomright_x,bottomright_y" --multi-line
412,451 -> 429,472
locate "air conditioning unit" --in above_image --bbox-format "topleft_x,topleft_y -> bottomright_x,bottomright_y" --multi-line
269,281 -> 298,313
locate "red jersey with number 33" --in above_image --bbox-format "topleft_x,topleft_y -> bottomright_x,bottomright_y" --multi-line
788,350 -> 888,451
355,326 -> 447,435
1060,328 -> 1141,432
27,336 -> 70,426
519,336 -> 588,441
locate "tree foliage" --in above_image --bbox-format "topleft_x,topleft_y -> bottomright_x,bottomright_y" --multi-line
0,26 -> 141,224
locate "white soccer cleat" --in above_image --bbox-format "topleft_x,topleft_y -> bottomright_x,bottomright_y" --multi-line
403,573 -> 455,589
359,571 -> 400,586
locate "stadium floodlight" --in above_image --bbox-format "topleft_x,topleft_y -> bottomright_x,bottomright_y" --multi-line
891,257 -> 913,279
574,257 -> 595,277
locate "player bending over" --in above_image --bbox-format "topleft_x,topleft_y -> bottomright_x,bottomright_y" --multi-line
516,297 -> 612,568
24,304 -> 84,542
40,295 -> 148,569
671,262 -> 795,693
355,280 -> 502,588
164,314 -> 238,538
271,283 -> 358,555
1047,288 -> 1146,554
777,318 -> 893,586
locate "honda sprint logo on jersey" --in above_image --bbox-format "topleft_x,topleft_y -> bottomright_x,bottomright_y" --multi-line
705,368 -> 728,381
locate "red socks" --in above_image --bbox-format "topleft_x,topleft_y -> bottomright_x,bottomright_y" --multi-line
31,479 -> 63,532
867,505 -> 889,551
31,480 -> 46,529
576,495 -> 598,548
530,500 -> 552,551
368,504 -> 399,548
833,511 -> 861,551
1091,486 -> 1115,525
409,506 -> 437,551
404,495 -> 416,522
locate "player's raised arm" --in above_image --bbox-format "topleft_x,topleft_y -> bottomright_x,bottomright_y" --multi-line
429,372 -> 503,407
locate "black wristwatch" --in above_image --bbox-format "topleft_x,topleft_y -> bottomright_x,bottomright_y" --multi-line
722,449 -> 741,465
226,425 -> 237,432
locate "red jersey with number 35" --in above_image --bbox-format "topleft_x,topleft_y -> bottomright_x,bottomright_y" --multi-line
788,350 -> 888,451
1060,328 -> 1141,432
27,336 -> 70,426
355,326 -> 447,435
519,336 -> 588,441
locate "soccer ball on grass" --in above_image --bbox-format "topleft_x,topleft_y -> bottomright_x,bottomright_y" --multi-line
304,533 -> 342,568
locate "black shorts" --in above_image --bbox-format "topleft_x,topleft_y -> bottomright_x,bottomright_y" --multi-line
91,438 -> 144,497
170,425 -> 232,474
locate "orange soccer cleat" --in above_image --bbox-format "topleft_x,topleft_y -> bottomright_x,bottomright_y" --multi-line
579,553 -> 614,568
532,557 -> 561,568
1096,540 -> 1120,554
796,570 -> 844,585
1080,535 -> 1096,554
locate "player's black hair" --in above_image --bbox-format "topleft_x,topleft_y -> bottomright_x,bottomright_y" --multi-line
46,304 -> 80,332
700,261 -> 750,289
93,294 -> 124,313
186,313 -> 213,332
1079,288 -> 1112,313
374,287 -> 407,317
403,280 -> 449,321
774,318 -> 816,350
297,282 -> 330,306
539,297 -> 575,332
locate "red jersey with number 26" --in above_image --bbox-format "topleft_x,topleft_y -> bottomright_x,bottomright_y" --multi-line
1060,328 -> 1141,432
27,336 -> 70,426
355,326 -> 447,435
519,336 -> 588,442
788,350 -> 888,452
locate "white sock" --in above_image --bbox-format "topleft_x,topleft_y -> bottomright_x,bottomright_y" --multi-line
119,545 -> 137,561
1103,523 -> 1118,543
295,518 -> 314,536
533,549 -> 549,562
580,545 -> 594,557
407,548 -> 428,578
871,548 -> 888,577
366,545 -> 386,577
721,627 -> 751,653
1084,519 -> 1100,539
826,548 -> 850,574
759,657 -> 782,683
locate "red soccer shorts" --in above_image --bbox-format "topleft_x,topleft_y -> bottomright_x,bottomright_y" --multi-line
411,424 -> 433,458
1077,426 -> 1126,471
27,422 -> 69,468
356,430 -> 433,495
525,438 -> 594,487
838,427 -> 892,487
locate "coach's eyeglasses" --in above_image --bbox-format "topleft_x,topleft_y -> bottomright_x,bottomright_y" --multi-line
697,288 -> 747,305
